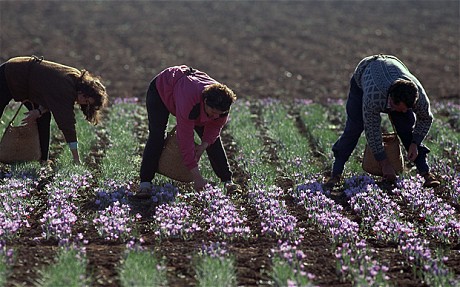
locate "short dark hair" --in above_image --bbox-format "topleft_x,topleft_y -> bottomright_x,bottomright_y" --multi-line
202,83 -> 237,112
388,79 -> 418,108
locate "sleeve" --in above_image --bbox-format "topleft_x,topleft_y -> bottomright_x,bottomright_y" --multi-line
175,114 -> 198,170
51,105 -> 78,143
362,97 -> 386,161
412,86 -> 433,145
174,87 -> 199,170
202,116 -> 228,145
40,92 -> 77,143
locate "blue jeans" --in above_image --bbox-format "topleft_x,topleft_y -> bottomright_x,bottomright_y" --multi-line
331,76 -> 430,176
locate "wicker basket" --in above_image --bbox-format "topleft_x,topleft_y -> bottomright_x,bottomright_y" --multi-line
362,132 -> 404,176
157,127 -> 194,182
0,104 -> 41,164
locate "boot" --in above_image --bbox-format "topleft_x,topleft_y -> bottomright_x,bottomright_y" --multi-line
422,172 -> 440,188
133,182 -> 153,199
224,181 -> 242,195
324,174 -> 341,190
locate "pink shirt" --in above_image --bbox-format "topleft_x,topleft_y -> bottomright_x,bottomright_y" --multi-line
155,65 -> 228,170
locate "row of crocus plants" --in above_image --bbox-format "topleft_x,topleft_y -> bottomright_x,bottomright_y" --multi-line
0,99 -> 459,286
256,99 -> 390,286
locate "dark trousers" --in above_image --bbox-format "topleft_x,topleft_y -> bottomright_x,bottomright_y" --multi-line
139,79 -> 232,183
331,76 -> 430,176
0,63 -> 50,161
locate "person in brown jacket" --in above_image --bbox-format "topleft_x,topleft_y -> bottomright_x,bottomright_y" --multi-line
0,56 -> 108,164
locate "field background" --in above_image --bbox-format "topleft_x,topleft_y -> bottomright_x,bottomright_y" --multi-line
0,1 -> 458,102
0,1 -> 459,287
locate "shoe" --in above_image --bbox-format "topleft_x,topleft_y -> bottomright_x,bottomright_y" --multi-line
422,172 -> 440,188
40,159 -> 53,166
224,181 -> 241,194
323,174 -> 341,190
133,182 -> 153,199
135,189 -> 152,199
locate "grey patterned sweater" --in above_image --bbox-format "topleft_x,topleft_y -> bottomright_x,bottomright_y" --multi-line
353,54 -> 433,161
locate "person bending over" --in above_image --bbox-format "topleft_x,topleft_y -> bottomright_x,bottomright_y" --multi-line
325,54 -> 440,189
139,65 -> 238,195
0,56 -> 108,164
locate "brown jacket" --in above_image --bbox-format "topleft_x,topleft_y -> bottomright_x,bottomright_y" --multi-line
4,56 -> 81,142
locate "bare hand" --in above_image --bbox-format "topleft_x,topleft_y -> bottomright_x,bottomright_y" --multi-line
21,109 -> 40,125
193,177 -> 207,191
380,158 -> 397,182
190,166 -> 207,191
194,142 -> 208,162
70,149 -> 81,165
407,143 -> 418,162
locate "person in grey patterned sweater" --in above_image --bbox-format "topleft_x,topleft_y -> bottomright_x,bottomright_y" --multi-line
325,54 -> 440,188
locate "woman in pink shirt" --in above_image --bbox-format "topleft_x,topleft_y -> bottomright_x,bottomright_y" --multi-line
139,66 -> 237,194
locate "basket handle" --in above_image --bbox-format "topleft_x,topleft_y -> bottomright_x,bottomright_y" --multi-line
1,103 -> 24,139
383,115 -> 399,142
7,103 -> 24,127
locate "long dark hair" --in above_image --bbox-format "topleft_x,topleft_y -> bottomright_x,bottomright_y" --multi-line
76,70 -> 108,125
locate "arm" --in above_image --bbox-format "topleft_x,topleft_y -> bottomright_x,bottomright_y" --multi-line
176,117 -> 199,169
21,105 -> 49,125
362,101 -> 386,161
195,117 -> 226,162
190,166 -> 206,191
407,85 -> 432,163
195,141 -> 209,162
201,116 -> 227,146
379,158 -> 396,181
363,96 -> 396,180
412,87 -> 433,145
175,115 -> 208,190
68,142 -> 81,164
176,122 -> 207,190
37,105 -> 49,115
407,143 -> 419,162
51,105 -> 80,164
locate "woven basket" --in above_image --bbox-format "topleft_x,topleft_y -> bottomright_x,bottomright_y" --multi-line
362,132 -> 404,176
157,127 -> 194,182
0,105 -> 41,164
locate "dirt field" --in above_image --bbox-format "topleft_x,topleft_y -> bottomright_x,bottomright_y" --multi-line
0,1 -> 459,286
1,1 -> 458,103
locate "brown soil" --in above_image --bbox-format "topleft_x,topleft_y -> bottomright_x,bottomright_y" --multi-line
1,1 -> 458,103
1,1 -> 459,287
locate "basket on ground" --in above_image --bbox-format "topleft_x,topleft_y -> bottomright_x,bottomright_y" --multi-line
157,127 -> 194,182
0,104 -> 41,164
362,132 -> 404,176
